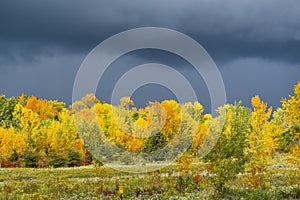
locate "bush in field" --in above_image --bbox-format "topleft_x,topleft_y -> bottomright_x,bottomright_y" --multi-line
204,102 -> 251,195
23,150 -> 39,168
48,151 -> 68,168
67,149 -> 83,167
141,131 -> 167,154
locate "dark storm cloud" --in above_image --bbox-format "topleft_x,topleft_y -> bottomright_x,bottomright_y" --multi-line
1,0 -> 300,66
0,0 -> 300,108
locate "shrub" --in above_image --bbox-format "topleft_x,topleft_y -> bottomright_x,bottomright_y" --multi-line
23,150 -> 39,168
48,151 -> 68,168
67,149 -> 82,167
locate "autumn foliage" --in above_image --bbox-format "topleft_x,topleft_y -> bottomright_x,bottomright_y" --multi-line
0,82 -> 299,191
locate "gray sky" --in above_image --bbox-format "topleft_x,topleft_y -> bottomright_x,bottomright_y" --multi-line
0,0 -> 299,111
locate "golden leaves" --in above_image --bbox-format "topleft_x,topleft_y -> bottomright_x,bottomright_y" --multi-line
0,126 -> 27,161
244,96 -> 278,188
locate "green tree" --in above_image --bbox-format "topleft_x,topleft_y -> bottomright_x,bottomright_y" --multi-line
204,102 -> 251,195
0,95 -> 19,127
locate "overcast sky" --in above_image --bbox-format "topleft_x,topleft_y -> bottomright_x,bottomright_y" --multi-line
0,0 -> 299,111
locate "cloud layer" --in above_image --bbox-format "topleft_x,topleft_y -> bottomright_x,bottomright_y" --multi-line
0,0 -> 299,108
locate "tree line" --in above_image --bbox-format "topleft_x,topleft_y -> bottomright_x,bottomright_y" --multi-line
0,83 -> 299,190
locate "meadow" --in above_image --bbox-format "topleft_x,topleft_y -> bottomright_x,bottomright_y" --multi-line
1,158 -> 300,200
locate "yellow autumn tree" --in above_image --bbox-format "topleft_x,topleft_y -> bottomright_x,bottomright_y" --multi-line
161,100 -> 181,141
42,108 -> 86,167
93,98 -> 144,153
244,96 -> 278,188
13,103 -> 41,150
0,126 -> 27,167
0,127 -> 11,166
282,83 -> 300,167
25,96 -> 59,120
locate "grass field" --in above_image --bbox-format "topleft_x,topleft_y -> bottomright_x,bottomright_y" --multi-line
1,160 -> 300,200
